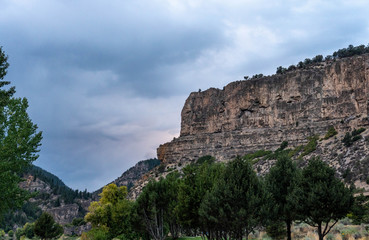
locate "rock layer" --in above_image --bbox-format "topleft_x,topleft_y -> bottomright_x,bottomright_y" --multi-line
158,54 -> 369,164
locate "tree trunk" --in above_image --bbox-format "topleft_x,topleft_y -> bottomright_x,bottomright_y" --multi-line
286,220 -> 292,240
318,224 -> 323,240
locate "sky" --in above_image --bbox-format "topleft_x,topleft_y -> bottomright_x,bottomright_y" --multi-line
1,0 -> 369,191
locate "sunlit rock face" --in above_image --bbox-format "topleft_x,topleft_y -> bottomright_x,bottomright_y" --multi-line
158,54 -> 369,165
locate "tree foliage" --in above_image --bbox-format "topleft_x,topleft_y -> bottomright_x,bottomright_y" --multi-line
85,183 -> 135,239
298,158 -> 353,240
176,159 -> 224,237
0,46 -> 42,221
135,172 -> 182,240
199,157 -> 267,240
34,212 -> 63,240
266,153 -> 301,240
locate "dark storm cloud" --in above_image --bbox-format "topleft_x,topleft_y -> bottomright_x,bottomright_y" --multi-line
1,0 -> 369,190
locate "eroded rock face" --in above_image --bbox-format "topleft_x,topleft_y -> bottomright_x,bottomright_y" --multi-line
158,54 -> 369,165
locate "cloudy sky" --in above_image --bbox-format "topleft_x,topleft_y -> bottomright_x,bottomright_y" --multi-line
1,0 -> 369,191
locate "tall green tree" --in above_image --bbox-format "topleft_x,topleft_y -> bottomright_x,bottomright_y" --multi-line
0,46 -> 42,220
34,212 -> 63,240
266,153 -> 301,240
176,157 -> 224,236
200,157 -> 267,240
135,178 -> 168,240
299,158 -> 353,240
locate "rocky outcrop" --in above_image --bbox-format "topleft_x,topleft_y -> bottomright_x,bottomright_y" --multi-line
94,158 -> 160,197
18,172 -> 92,235
158,54 -> 369,165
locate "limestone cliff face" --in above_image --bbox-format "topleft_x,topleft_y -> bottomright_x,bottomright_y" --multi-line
158,54 -> 369,164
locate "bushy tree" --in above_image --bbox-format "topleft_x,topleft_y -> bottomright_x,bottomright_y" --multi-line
176,157 -> 224,237
200,157 -> 267,240
266,153 -> 301,240
85,183 -> 135,239
34,212 -> 63,240
298,158 -> 353,240
16,222 -> 35,239
0,46 -> 42,221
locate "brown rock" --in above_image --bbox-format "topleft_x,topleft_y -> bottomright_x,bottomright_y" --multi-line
157,54 -> 369,165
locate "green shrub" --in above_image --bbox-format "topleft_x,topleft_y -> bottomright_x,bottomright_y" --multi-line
352,135 -> 362,142
196,155 -> 215,165
82,228 -> 109,240
352,128 -> 366,136
343,128 -> 365,147
243,149 -> 273,164
326,233 -> 335,240
72,217 -> 86,226
278,141 -> 288,151
288,145 -> 303,157
7,230 -> 14,239
296,135 -> 319,160
343,132 -> 353,147
324,126 -> 338,139
158,164 -> 165,173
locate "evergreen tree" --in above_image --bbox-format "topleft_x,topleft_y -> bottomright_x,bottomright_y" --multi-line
266,153 -> 301,240
200,157 -> 267,240
298,158 -> 353,240
34,212 -> 63,240
176,157 -> 224,237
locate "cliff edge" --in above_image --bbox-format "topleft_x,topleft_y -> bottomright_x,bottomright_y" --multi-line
157,54 -> 369,165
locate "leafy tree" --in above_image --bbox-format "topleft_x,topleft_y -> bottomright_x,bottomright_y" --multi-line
16,222 -> 35,240
298,158 -> 353,240
34,212 -> 63,240
276,66 -> 287,74
266,153 -> 301,240
348,194 -> 369,224
85,183 -> 135,239
135,178 -> 168,240
176,158 -> 224,237
0,47 -> 42,221
134,173 -> 183,240
312,55 -> 323,63
163,172 -> 181,239
200,157 -> 267,240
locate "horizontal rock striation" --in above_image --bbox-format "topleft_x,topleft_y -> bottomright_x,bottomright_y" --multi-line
158,54 -> 369,164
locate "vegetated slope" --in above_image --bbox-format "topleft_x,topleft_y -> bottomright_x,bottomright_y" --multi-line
0,165 -> 92,232
131,45 -> 369,199
94,158 -> 160,196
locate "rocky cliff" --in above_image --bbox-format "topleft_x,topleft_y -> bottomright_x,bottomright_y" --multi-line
158,54 -> 369,165
94,158 -> 160,196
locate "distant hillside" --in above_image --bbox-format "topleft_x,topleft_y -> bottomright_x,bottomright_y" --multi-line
94,158 -> 160,196
1,165 -> 92,233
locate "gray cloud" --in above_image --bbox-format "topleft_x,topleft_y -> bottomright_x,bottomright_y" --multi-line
1,0 -> 369,190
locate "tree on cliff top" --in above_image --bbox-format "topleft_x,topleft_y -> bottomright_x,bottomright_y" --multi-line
0,46 -> 42,221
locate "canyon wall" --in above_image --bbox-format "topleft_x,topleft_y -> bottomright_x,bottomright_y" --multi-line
157,54 -> 369,164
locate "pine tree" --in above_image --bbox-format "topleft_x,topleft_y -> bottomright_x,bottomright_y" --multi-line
266,153 -> 301,240
34,212 -> 63,240
298,158 -> 353,240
